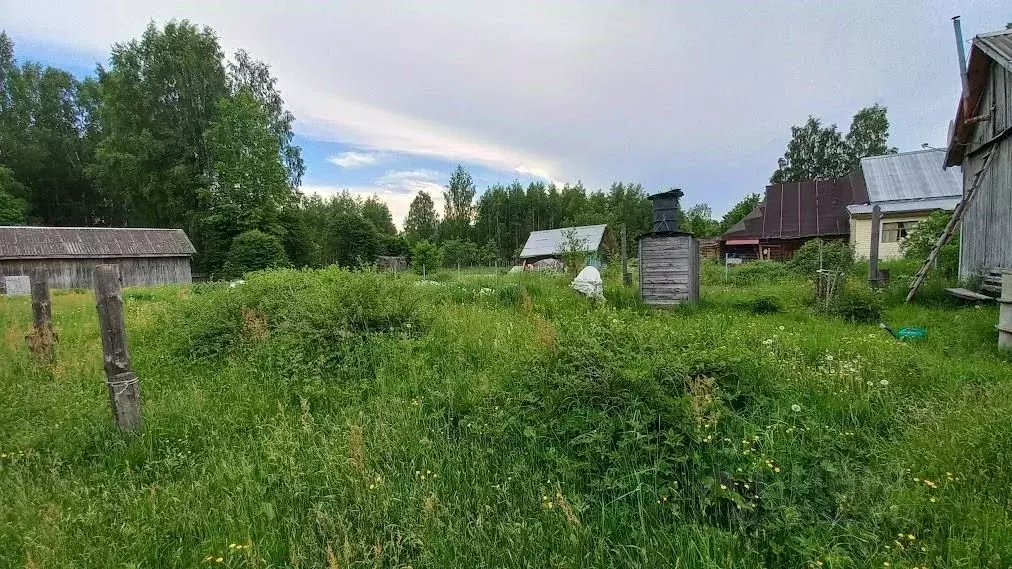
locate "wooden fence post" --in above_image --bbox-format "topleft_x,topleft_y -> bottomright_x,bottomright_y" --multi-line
26,268 -> 56,361
94,264 -> 143,431
868,205 -> 882,286
621,224 -> 631,286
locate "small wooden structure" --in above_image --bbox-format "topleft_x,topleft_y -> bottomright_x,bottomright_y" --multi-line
0,226 -> 195,289
377,256 -> 407,271
638,189 -> 699,306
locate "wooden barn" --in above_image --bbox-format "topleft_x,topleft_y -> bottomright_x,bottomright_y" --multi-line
944,28 -> 1012,283
0,226 -> 196,290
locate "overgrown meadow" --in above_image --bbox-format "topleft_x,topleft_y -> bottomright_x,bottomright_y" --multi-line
2,263 -> 1010,568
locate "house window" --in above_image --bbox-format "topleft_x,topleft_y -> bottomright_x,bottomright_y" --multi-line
881,221 -> 917,243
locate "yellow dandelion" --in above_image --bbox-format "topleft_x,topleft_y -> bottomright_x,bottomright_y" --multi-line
774,467 -> 781,473
216,558 -> 224,563
907,534 -> 916,541
929,497 -> 936,503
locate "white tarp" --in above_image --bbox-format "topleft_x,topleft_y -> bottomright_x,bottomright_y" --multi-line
571,266 -> 604,300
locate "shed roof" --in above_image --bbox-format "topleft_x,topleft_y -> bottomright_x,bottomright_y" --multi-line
0,227 -> 196,260
945,29 -> 1012,166
519,224 -> 606,259
860,149 -> 962,202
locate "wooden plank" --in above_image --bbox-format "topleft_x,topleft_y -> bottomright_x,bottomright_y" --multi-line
945,287 -> 995,301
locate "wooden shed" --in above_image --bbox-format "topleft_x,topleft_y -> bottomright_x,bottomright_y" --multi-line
0,226 -> 196,290
638,189 -> 699,305
944,28 -> 1012,282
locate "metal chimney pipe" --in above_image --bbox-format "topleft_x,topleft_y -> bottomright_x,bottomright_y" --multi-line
953,16 -> 969,94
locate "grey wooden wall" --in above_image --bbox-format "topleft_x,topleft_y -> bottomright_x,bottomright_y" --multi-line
638,234 -> 699,305
0,256 -> 192,290
959,60 -> 1012,280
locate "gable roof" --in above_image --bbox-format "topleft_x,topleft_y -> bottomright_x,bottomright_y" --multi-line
945,29 -> 1012,166
0,227 -> 196,260
860,149 -> 962,202
519,224 -> 606,259
723,172 -> 867,241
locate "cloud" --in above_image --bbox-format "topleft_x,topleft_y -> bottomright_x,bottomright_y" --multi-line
327,151 -> 382,169
4,0 -> 1008,215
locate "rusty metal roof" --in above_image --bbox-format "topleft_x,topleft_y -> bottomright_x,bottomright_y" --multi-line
0,226 -> 196,259
722,171 -> 867,241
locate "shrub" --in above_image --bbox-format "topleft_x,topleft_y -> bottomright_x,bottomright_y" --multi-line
902,210 -> 958,278
411,240 -> 444,275
746,295 -> 782,314
172,267 -> 423,363
220,230 -> 288,279
831,281 -> 883,323
789,239 -> 854,276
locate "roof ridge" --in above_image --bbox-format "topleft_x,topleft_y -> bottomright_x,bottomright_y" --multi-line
860,148 -> 943,161
0,226 -> 186,231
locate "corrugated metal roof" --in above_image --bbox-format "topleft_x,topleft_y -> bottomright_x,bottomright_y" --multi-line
847,197 -> 960,216
519,224 -> 606,259
0,226 -> 196,259
860,149 -> 962,203
976,29 -> 1012,73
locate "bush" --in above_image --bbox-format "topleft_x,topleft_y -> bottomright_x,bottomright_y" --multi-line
411,240 -> 444,275
702,259 -> 792,286
789,239 -> 854,276
172,267 -> 423,363
220,230 -> 288,279
903,210 -> 958,278
745,295 -> 782,314
831,281 -> 883,323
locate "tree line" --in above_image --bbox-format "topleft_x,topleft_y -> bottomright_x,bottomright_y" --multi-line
1,19 -> 895,275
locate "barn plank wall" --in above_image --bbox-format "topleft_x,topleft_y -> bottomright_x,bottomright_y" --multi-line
639,235 -> 699,305
959,60 -> 1012,280
1,257 -> 192,290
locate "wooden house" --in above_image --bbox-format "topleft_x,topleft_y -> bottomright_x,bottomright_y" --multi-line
0,226 -> 196,290
721,173 -> 867,261
846,149 -> 962,261
944,28 -> 1012,282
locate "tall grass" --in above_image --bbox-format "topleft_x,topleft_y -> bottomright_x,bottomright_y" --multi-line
1,267 -> 1010,568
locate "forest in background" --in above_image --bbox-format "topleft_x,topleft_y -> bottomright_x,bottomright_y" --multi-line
0,20 -> 892,276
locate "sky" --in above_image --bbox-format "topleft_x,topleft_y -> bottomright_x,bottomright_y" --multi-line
1,1 -> 1008,228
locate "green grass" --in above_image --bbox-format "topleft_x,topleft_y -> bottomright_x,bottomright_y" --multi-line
1,267 -> 1010,568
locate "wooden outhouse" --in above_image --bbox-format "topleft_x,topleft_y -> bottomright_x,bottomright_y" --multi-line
638,189 -> 699,305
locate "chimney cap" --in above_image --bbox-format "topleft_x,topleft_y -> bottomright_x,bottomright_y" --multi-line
648,188 -> 684,200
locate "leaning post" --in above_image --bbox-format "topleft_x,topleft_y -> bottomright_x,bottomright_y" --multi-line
27,268 -> 56,361
94,264 -> 143,431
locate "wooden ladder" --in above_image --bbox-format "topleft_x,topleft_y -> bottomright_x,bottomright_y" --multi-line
906,148 -> 995,303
